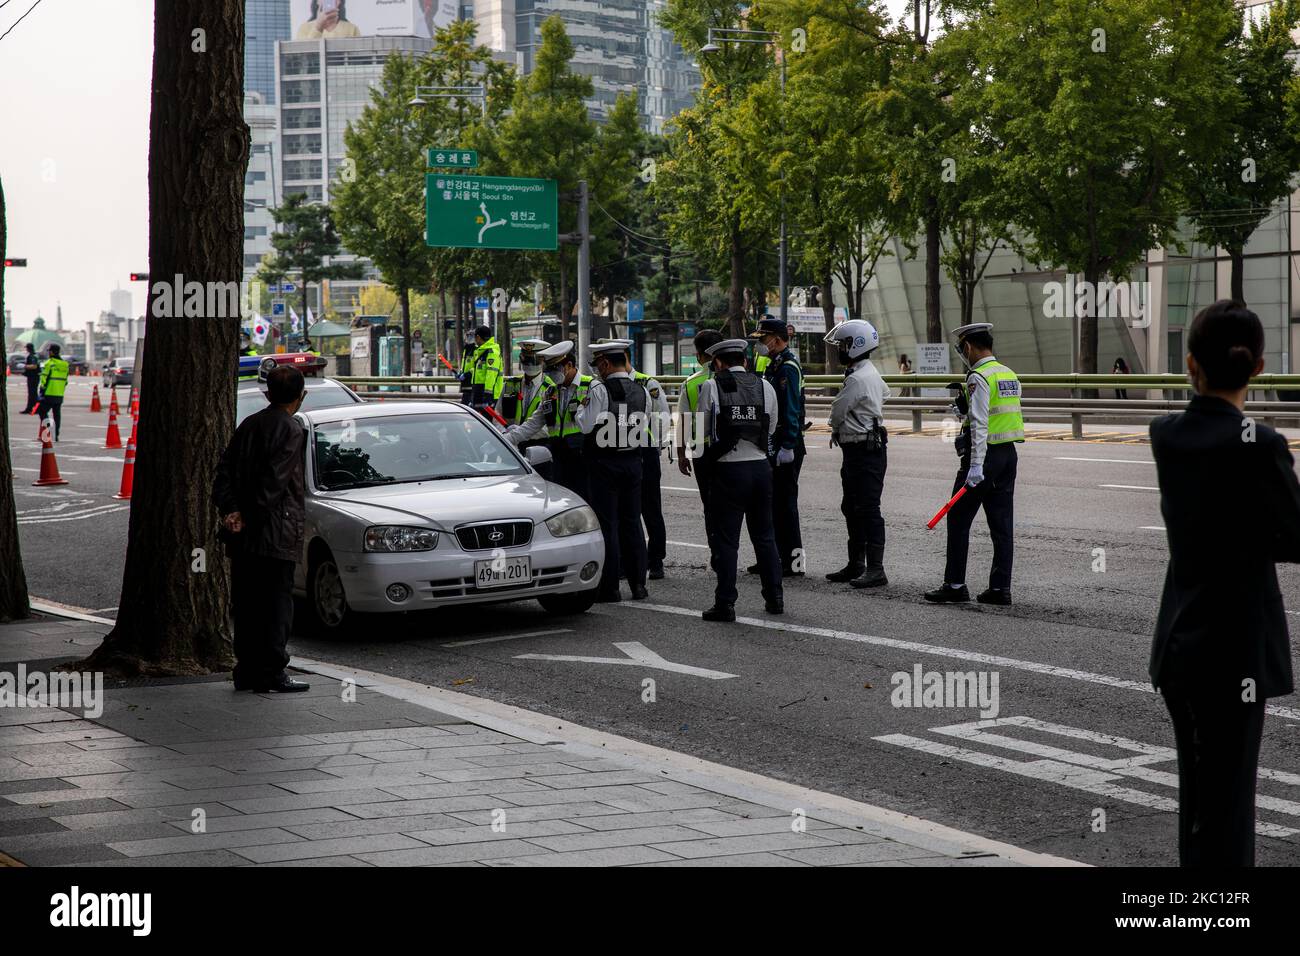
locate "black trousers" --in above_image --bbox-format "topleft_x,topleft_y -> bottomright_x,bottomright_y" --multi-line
771,449 -> 804,570
640,447 -> 666,567
710,459 -> 782,606
23,373 -> 39,413
36,395 -> 63,441
549,440 -> 589,502
588,454 -> 646,596
689,455 -> 718,571
231,553 -> 295,685
840,442 -> 888,568
1162,688 -> 1267,866
945,442 -> 1017,590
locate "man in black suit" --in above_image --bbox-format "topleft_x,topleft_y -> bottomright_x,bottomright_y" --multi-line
1150,299 -> 1300,866
212,365 -> 311,693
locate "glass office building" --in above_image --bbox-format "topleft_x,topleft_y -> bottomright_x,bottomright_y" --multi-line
246,0 -> 291,104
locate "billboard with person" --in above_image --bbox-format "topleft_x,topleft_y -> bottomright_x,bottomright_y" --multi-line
291,0 -> 457,40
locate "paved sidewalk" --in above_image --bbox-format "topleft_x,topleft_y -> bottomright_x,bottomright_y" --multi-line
0,613 -> 1077,867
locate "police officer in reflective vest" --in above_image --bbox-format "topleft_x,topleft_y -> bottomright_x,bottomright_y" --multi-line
498,338 -> 551,435
36,344 -> 70,442
750,318 -> 805,577
699,338 -> 782,622
825,319 -> 891,588
576,341 -> 650,602
598,338 -> 671,580
925,323 -> 1024,606
467,324 -> 504,411
676,329 -> 725,562
506,340 -> 591,500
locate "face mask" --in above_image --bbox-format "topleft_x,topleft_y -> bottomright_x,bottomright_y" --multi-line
753,342 -> 769,357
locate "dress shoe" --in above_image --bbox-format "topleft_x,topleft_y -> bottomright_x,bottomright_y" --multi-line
977,588 -> 1012,606
826,564 -> 865,583
648,563 -> 665,581
595,591 -> 622,604
702,604 -> 736,622
268,676 -> 310,693
631,586 -> 649,600
850,568 -> 889,589
765,600 -> 784,614
746,563 -> 760,575
923,584 -> 970,604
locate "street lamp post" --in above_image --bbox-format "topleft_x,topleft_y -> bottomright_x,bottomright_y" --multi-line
700,27 -> 788,327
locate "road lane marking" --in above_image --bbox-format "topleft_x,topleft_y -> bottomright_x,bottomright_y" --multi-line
17,504 -> 129,524
1054,457 -> 1153,464
1139,526 -> 1165,531
667,540 -> 709,550
663,486 -> 697,492
1099,484 -> 1159,491
620,603 -> 1300,723
443,628 -> 572,647
516,640 -> 737,679
876,716 -> 1300,839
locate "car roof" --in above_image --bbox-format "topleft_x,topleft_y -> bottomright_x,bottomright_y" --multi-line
302,400 -> 470,424
237,377 -> 348,394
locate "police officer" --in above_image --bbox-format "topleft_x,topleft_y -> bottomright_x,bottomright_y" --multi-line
505,340 -> 592,500
466,325 -> 504,412
699,338 -> 782,622
498,338 -> 552,476
924,323 -> 1024,606
36,343 -> 69,442
825,320 -> 891,588
676,329 -> 724,562
21,343 -> 40,414
749,317 -> 805,577
576,341 -> 650,602
458,337 -> 476,404
239,332 -> 257,357
599,338 -> 671,580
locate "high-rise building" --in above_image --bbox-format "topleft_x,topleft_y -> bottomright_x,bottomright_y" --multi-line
109,286 -> 132,322
246,0 -> 291,104
244,93 -> 280,282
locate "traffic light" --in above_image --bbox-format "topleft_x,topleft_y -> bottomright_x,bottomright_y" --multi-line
129,272 -> 149,281
3,258 -> 27,267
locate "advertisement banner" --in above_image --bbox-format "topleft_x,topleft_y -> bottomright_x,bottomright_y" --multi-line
291,0 -> 457,40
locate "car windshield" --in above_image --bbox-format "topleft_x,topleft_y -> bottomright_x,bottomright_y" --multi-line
312,412 -> 523,490
237,380 -> 358,425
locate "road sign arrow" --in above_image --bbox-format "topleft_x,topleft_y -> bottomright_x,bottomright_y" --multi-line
515,641 -> 737,680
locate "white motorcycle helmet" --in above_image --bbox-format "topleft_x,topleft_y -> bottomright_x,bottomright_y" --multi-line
824,320 -> 880,362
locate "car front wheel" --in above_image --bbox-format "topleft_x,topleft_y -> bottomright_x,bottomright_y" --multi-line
308,551 -> 354,634
538,590 -> 597,616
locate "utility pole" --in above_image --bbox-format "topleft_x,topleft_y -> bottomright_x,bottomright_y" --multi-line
560,180 -> 591,367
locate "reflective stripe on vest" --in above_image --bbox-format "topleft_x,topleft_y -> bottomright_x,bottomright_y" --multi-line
971,361 -> 1024,444
549,376 -> 592,441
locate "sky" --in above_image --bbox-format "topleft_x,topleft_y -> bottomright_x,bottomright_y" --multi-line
0,0 -> 915,336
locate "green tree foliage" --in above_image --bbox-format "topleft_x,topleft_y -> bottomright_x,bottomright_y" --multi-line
258,193 -> 364,338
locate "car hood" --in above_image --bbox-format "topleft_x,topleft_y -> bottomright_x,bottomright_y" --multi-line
310,472 -> 586,530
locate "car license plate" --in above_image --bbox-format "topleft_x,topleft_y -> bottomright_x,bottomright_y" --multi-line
473,556 -> 531,589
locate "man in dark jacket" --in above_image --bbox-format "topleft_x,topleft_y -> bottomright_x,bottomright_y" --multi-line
21,344 -> 40,414
1150,299 -> 1300,866
212,366 -> 310,693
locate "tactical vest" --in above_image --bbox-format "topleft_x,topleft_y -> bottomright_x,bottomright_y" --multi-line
546,375 -> 591,450
708,369 -> 767,462
964,360 -> 1025,445
585,376 -> 648,458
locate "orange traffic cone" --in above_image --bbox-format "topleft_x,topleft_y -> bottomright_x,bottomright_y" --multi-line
129,387 -> 139,419
104,392 -> 123,450
33,418 -> 69,487
90,384 -> 102,412
113,419 -> 136,500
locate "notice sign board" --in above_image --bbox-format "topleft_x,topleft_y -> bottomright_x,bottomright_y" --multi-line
915,342 -> 951,398
426,174 -> 557,251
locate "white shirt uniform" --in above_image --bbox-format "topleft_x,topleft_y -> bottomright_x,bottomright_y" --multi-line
830,358 -> 891,444
575,371 -> 646,437
965,355 -> 999,469
697,366 -> 778,463
506,373 -> 582,446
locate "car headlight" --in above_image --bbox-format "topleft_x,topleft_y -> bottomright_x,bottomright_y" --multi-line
545,506 -> 600,537
364,526 -> 439,552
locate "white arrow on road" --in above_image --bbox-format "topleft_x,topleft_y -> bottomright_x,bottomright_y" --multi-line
515,641 -> 737,680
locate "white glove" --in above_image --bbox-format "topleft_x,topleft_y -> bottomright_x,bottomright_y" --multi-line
776,447 -> 795,466
503,425 -> 521,447
965,462 -> 984,488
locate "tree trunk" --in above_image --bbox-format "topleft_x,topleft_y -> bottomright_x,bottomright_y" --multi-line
728,217 -> 744,338
924,198 -> 942,343
822,265 -> 839,374
1230,247 -> 1245,304
559,249 -> 569,342
0,175 -> 32,622
398,285 -> 411,375
85,0 -> 249,676
456,287 -> 465,363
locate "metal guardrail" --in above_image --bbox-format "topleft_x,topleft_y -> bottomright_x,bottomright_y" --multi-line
336,374 -> 1300,440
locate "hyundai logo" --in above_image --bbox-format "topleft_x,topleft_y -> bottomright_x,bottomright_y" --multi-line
488,530 -> 505,542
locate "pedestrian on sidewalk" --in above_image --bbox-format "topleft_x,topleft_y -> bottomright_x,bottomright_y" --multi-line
212,365 -> 311,693
21,344 -> 40,414
1150,299 -> 1300,866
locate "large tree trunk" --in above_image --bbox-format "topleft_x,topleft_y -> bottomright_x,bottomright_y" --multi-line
398,285 -> 412,375
85,0 -> 249,676
924,199 -> 942,343
1230,247 -> 1245,304
728,216 -> 744,338
1080,263 -> 1100,376
0,176 -> 32,622
821,266 -> 839,374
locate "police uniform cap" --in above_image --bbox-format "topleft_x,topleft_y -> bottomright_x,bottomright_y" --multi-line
516,338 -> 549,353
538,340 -> 575,366
589,341 -> 630,358
705,338 -> 750,358
749,318 -> 788,339
951,322 -> 993,342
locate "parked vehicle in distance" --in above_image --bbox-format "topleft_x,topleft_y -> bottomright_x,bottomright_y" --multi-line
102,357 -> 135,389
236,376 -> 363,425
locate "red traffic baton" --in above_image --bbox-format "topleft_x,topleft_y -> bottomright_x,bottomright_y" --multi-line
483,404 -> 509,427
926,486 -> 969,530
435,352 -> 458,374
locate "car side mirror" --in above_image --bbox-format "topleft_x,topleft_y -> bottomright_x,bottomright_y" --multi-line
524,445 -> 552,469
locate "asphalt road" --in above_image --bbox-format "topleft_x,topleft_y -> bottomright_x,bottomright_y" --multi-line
7,375 -> 1300,866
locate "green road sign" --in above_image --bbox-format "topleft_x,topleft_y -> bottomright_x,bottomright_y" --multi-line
425,174 -> 558,251
427,148 -> 478,169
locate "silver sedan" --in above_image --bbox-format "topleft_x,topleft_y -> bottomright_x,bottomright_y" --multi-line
295,401 -> 604,633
